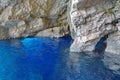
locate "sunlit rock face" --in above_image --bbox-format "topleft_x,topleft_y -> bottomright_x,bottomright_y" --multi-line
0,0 -> 69,39
106,23 -> 120,54
69,0 -> 120,53
36,26 -> 69,38
0,26 -> 9,39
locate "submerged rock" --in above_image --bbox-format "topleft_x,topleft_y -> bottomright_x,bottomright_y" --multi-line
103,52 -> 120,75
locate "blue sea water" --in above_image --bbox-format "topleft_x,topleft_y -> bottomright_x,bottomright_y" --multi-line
0,36 -> 119,80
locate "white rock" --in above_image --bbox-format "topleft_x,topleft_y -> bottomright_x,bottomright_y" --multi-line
69,0 -> 120,53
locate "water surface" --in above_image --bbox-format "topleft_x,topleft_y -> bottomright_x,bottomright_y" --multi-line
0,36 -> 119,80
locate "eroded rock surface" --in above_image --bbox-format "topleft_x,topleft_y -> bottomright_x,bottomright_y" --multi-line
69,0 -> 120,54
0,0 -> 69,39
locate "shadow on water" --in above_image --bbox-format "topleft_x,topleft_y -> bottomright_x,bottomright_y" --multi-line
0,36 -> 120,80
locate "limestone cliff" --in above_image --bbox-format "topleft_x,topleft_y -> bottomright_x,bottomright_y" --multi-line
1,0 -> 120,54
69,0 -> 120,54
0,0 -> 69,39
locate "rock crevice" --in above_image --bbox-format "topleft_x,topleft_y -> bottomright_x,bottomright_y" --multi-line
0,0 -> 69,39
69,0 -> 120,54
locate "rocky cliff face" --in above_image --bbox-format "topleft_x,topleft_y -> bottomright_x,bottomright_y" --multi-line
1,0 -> 120,54
0,0 -> 69,39
69,0 -> 120,54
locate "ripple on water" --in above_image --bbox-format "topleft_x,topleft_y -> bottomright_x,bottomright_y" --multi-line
0,36 -> 119,80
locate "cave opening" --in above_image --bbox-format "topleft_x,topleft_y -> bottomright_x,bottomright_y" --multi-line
93,34 -> 108,54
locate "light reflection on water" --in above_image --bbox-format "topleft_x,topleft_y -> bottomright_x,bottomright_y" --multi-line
0,36 -> 119,80
54,51 -> 120,80
0,36 -> 72,80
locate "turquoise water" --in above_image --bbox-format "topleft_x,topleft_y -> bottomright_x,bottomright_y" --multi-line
0,36 -> 119,80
